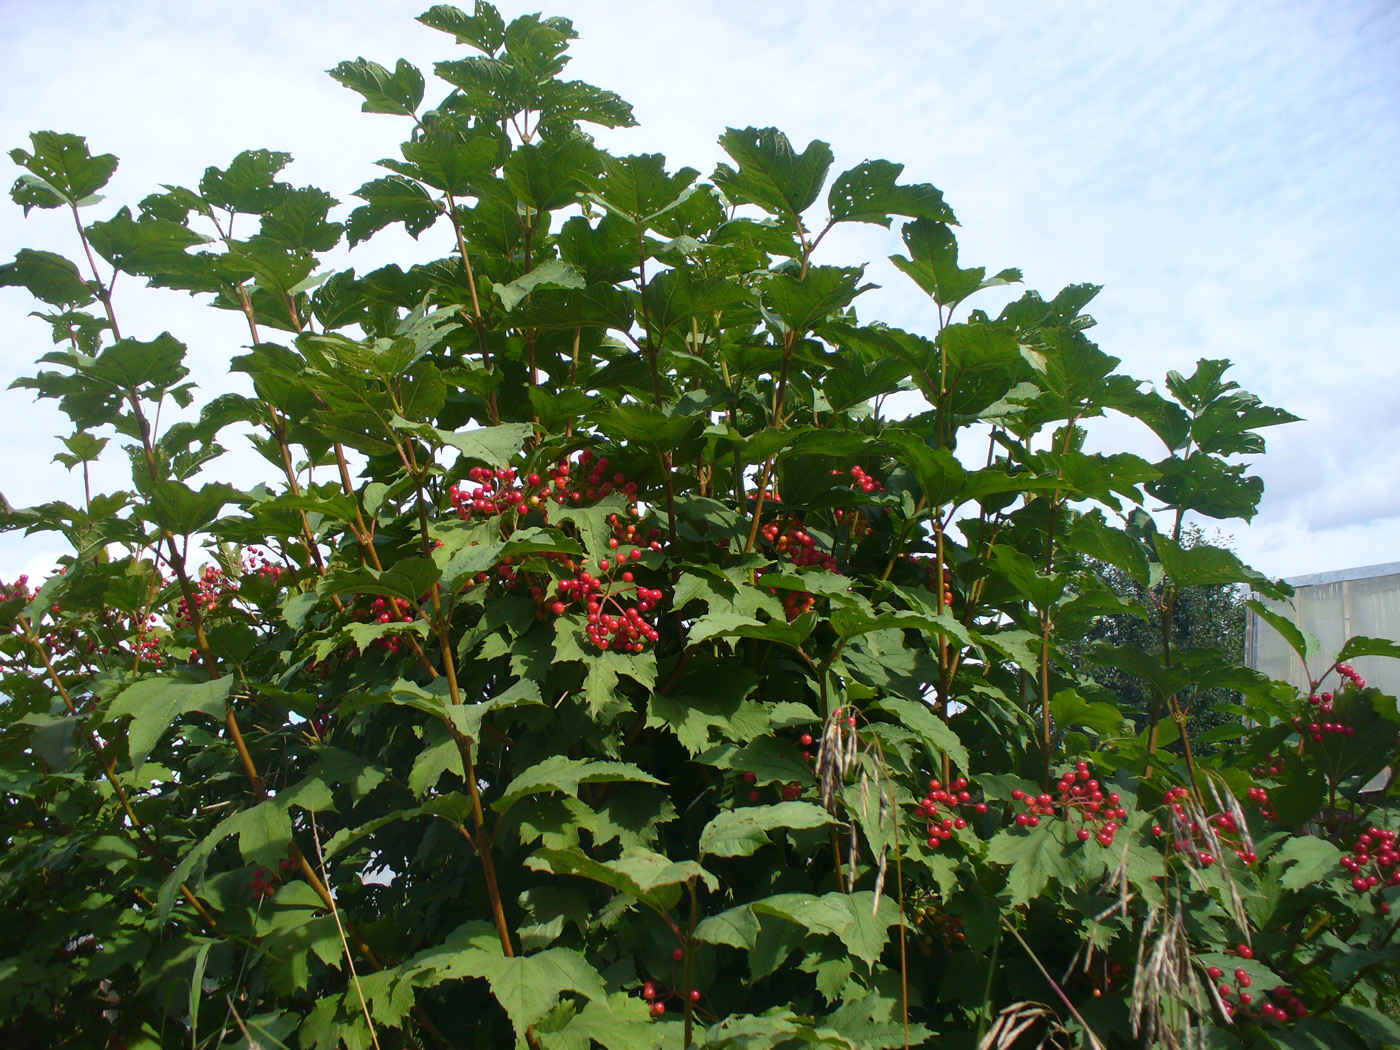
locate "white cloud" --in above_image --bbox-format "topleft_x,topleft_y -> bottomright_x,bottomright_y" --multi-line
0,0 -> 1396,582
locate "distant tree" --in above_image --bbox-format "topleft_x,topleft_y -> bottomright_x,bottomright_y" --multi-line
1070,524 -> 1246,747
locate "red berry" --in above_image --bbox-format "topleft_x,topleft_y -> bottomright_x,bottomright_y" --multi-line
1236,944 -> 1253,960
672,947 -> 685,962
651,1001 -> 666,1017
690,989 -> 701,1003
643,981 -> 656,1000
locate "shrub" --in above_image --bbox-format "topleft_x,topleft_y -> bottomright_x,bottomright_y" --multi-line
2,5 -> 1398,1048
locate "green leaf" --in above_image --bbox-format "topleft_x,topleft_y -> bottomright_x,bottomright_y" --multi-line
713,127 -> 834,220
827,158 -> 955,228
697,737 -> 815,789
527,846 -> 716,914
1049,690 -> 1127,736
393,420 -> 532,467
985,819 -> 1063,906
92,331 -> 190,391
148,480 -> 243,535
494,755 -> 662,813
587,152 -> 699,225
1271,835 -> 1343,892
1336,636 -> 1400,664
225,798 -> 294,869
641,266 -> 748,338
1084,642 -> 1191,698
1147,455 -> 1265,523
762,266 -> 871,334
751,891 -> 899,967
404,936 -> 609,1041
85,207 -> 213,277
1156,536 -> 1288,600
493,258 -> 585,311
891,218 -> 1017,308
259,187 -> 344,253
200,149 -> 293,214
504,136 -> 599,215
698,801 -> 833,858
0,249 -> 94,306
396,127 -> 503,196
598,402 -> 702,452
9,131 -> 118,210
988,544 -> 1067,609
878,432 -> 966,507
106,675 -> 234,767
1246,599 -> 1319,666
417,3 -> 506,54
646,671 -> 764,754
870,698 -> 969,770
328,57 -> 425,116
1066,510 -> 1151,587
346,176 -> 442,246
694,905 -> 761,950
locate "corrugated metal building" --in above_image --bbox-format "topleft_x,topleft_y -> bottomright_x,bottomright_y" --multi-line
1246,562 -> 1400,696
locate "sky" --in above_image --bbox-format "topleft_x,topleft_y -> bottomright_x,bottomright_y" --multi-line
0,0 -> 1396,585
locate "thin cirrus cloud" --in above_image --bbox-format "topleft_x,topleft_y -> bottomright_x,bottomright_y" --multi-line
0,0 -> 1396,582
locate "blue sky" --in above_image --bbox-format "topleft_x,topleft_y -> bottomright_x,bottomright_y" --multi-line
0,0 -> 1396,581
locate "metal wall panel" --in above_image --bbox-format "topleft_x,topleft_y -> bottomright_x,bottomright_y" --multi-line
1246,563 -> 1400,695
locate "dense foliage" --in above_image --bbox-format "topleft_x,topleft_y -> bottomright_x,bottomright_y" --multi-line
2,6 -> 1399,1048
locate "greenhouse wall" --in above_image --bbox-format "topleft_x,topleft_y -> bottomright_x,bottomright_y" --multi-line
1246,562 -> 1400,695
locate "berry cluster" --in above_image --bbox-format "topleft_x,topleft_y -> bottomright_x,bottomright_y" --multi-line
1207,946 -> 1308,1023
352,594 -> 416,655
1244,785 -> 1278,822
1304,718 -> 1354,743
1151,787 -> 1257,867
831,464 -> 884,495
550,536 -> 661,653
1339,826 -> 1400,909
1008,789 -> 1053,828
1288,665 -> 1369,741
739,764 -> 806,804
0,573 -> 33,605
175,564 -> 236,626
545,451 -> 640,510
449,466 -> 526,519
640,949 -> 699,1018
448,462 -> 665,651
244,546 -> 285,584
831,465 -> 885,554
910,896 -> 967,955
1054,761 -> 1127,845
759,510 -> 837,621
906,556 -> 955,608
917,776 -> 987,849
761,518 -> 836,573
1008,772 -> 1125,845
249,867 -> 277,900
450,451 -> 642,523
1335,662 -> 1367,691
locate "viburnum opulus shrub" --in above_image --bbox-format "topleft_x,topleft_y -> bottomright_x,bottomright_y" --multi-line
2,5 -> 1399,1049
